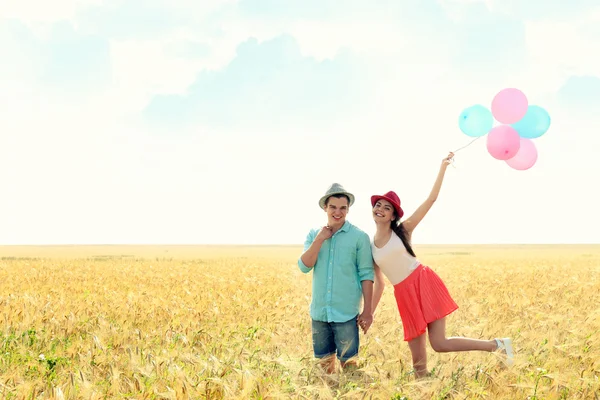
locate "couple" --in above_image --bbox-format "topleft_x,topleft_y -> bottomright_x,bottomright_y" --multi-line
298,152 -> 514,378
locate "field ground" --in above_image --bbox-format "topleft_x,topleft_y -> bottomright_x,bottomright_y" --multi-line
1,244 -> 599,399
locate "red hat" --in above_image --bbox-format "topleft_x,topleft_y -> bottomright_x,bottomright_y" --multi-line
371,191 -> 404,219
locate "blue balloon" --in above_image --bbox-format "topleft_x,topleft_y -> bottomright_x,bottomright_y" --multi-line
458,105 -> 494,137
511,105 -> 551,139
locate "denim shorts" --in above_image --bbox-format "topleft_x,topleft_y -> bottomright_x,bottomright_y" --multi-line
311,315 -> 359,362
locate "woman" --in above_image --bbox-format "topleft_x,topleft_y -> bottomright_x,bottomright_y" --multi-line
359,152 -> 513,378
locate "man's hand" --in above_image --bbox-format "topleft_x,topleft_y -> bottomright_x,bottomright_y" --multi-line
315,226 -> 333,243
358,311 -> 373,334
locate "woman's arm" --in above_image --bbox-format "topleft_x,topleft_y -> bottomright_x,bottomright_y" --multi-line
402,152 -> 454,235
372,261 -> 386,316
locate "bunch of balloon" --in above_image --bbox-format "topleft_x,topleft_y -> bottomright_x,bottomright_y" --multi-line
458,88 -> 551,170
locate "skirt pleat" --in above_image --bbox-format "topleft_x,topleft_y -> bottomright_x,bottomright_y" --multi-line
393,264 -> 458,341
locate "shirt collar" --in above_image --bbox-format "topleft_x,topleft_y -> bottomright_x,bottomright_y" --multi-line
339,220 -> 350,233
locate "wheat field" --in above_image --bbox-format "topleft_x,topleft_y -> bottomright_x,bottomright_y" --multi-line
0,244 -> 599,399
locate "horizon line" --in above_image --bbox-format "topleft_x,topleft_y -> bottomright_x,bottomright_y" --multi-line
1,243 -> 599,247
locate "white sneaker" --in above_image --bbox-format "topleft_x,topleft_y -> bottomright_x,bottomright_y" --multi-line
495,338 -> 514,366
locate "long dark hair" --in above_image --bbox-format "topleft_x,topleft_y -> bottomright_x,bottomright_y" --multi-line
391,219 -> 416,257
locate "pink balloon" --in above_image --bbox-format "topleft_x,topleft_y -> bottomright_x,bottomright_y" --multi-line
491,88 -> 528,124
486,125 -> 521,160
506,138 -> 538,170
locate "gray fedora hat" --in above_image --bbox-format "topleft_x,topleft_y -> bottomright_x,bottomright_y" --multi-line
318,183 -> 355,209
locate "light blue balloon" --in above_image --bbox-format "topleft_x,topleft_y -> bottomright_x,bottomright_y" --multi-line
511,105 -> 551,139
458,105 -> 494,137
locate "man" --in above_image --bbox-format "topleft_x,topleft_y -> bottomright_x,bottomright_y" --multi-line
298,183 -> 375,373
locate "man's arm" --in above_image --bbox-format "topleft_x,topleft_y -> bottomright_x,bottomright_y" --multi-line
360,280 -> 374,326
356,233 -> 375,333
298,227 -> 332,272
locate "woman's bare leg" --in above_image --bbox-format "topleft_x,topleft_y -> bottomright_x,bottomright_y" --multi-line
427,318 -> 497,353
407,333 -> 429,378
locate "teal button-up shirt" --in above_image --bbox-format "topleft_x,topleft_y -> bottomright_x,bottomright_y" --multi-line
298,221 -> 374,323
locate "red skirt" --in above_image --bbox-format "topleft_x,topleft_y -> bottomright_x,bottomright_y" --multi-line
393,264 -> 458,341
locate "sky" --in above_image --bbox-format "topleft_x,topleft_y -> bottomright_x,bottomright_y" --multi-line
1,0 -> 599,245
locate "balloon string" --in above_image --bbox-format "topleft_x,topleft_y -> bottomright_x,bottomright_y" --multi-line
453,136 -> 482,153
448,136 -> 483,167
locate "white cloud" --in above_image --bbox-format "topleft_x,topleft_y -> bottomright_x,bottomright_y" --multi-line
526,19 -> 600,76
513,11 -> 600,96
486,0 -> 599,19
0,0 -> 100,25
1,0 -> 599,245
101,37 -> 205,114
221,13 -> 413,61
439,0 -> 492,21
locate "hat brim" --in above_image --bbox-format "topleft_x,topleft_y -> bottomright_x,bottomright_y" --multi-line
319,192 -> 355,209
371,195 -> 404,218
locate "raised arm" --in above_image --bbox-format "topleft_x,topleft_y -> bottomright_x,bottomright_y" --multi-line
402,152 -> 454,235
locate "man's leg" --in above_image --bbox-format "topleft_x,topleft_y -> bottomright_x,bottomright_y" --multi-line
312,319 -> 337,373
332,315 -> 360,371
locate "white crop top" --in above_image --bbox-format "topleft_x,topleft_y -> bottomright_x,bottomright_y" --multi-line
371,232 -> 421,285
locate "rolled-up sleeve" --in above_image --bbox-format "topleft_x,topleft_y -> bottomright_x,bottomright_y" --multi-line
298,229 -> 316,273
356,232 -> 374,282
